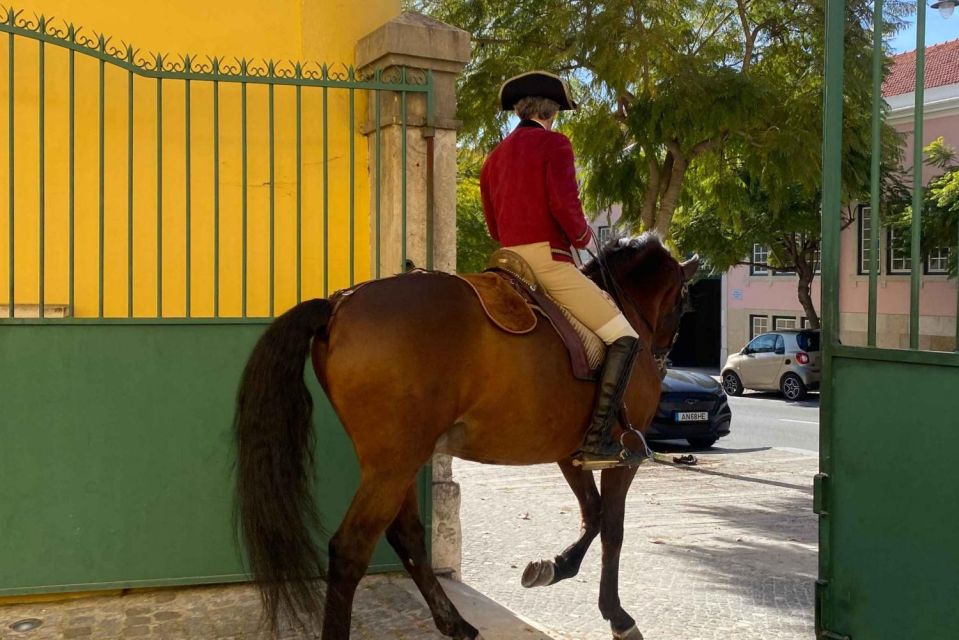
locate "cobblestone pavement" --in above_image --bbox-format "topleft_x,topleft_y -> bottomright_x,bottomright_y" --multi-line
456,448 -> 818,640
0,576 -> 449,640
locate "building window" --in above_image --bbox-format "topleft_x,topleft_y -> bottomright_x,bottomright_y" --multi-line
858,205 -> 879,275
597,225 -> 613,245
750,244 -> 769,275
773,316 -> 798,330
813,246 -> 822,274
800,317 -> 816,329
887,226 -> 912,274
927,247 -> 950,274
750,314 -> 769,339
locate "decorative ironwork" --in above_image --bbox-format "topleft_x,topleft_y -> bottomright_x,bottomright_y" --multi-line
0,6 -> 431,91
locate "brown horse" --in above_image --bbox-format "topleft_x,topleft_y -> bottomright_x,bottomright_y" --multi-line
234,233 -> 698,640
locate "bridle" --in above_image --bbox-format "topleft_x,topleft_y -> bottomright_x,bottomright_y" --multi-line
586,241 -> 689,374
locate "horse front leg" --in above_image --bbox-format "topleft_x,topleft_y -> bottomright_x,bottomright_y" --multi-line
599,466 -> 643,640
522,458 -> 602,588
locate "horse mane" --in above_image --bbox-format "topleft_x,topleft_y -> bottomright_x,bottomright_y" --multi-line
581,231 -> 673,286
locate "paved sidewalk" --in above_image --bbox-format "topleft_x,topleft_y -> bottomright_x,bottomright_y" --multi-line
456,448 -> 818,640
0,575 -> 550,640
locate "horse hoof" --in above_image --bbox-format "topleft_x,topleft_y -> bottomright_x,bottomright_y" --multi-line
521,560 -> 555,588
612,624 -> 644,640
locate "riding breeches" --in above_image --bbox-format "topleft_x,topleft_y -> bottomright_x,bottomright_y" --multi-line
507,242 -> 639,345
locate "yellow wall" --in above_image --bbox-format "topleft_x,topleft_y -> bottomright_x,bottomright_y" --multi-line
0,0 -> 399,317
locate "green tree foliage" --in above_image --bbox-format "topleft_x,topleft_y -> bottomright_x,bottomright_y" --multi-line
887,137 -> 958,276
456,150 -> 500,273
415,0 -> 907,241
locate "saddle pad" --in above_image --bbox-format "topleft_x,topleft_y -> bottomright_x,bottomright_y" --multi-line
458,273 -> 538,334
557,306 -> 606,372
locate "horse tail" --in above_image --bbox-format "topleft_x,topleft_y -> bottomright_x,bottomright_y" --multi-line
234,297 -> 332,630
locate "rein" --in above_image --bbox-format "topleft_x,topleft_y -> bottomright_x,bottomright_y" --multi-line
585,240 -> 685,366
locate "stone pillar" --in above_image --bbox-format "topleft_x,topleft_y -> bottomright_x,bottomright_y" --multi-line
356,12 -> 470,580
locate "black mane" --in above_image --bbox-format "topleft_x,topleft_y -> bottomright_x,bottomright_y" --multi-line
581,231 -> 672,285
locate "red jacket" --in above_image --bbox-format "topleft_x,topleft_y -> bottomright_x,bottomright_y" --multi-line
480,121 -> 592,262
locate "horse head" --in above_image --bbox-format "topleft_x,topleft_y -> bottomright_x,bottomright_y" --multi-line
583,233 -> 699,374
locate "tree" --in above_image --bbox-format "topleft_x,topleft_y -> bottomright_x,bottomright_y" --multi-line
415,0 -> 907,242
455,149 -> 499,273
887,137 -> 959,277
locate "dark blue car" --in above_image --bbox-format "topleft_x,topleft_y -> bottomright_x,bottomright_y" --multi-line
645,369 -> 732,449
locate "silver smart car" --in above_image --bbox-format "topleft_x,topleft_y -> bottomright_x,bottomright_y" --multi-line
721,329 -> 821,401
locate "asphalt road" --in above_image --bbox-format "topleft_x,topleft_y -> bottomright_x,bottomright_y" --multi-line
653,387 -> 820,455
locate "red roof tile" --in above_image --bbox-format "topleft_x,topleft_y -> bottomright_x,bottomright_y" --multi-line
884,39 -> 959,97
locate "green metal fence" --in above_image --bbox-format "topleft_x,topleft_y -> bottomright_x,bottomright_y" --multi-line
0,7 -> 434,322
0,9 -> 435,596
818,1 -> 959,637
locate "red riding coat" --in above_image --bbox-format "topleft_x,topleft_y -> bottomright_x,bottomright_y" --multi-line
480,120 -> 592,263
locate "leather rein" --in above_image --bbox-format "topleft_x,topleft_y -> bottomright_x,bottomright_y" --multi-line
584,240 -> 688,372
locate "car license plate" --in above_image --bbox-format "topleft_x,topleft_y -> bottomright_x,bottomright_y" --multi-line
675,411 -> 709,422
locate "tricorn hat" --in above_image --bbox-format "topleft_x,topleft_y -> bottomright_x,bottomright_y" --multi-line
499,71 -> 577,112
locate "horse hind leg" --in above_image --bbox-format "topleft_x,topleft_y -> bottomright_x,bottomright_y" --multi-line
522,459 -> 602,588
322,467 -> 420,639
386,485 -> 483,640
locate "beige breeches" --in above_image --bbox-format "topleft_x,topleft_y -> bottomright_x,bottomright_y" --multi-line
508,242 -> 638,344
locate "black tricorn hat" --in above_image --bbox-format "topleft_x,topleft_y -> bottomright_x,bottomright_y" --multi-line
499,71 -> 577,112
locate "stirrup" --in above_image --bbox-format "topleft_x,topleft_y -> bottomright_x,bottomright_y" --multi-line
571,447 -> 646,471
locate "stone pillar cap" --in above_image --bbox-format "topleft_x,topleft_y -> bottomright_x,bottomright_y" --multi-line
356,12 -> 471,75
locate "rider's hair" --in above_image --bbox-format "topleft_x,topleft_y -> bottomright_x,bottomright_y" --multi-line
514,96 -> 560,121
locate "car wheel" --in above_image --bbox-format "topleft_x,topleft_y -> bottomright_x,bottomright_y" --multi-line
687,437 -> 718,449
722,371 -> 744,396
780,373 -> 807,401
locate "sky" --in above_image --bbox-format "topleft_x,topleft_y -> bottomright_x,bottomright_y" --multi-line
889,7 -> 959,53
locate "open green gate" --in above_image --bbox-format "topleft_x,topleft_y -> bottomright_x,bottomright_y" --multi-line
817,1 -> 959,637
0,11 -> 434,595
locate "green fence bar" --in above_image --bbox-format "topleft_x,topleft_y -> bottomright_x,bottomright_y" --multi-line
68,46 -> 74,315
400,70 -> 407,274
127,54 -> 134,318
910,4 -> 926,350
7,31 -> 13,317
375,71 -> 381,280
156,73 -> 163,318
868,0 -> 883,347
213,75 -> 219,318
240,80 -> 247,318
426,70 -> 434,271
268,81 -> 275,317
98,53 -> 105,318
295,82 -> 302,304
185,75 -> 191,318
323,76 -> 329,296
38,38 -> 44,318
349,83 -> 355,286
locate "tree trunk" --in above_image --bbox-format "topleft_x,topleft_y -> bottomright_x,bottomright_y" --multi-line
796,267 -> 820,329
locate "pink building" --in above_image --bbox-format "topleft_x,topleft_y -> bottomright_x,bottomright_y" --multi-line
723,41 -> 959,361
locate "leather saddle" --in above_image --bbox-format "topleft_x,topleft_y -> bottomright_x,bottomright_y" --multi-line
456,249 -> 607,381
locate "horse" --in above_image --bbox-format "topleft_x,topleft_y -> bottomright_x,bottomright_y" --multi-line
234,233 -> 699,640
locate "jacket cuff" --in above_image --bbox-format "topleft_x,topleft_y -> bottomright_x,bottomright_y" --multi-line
572,226 -> 592,249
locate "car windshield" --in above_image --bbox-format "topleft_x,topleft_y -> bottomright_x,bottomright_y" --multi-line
797,331 -> 820,352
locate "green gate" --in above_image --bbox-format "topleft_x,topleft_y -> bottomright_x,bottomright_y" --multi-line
817,1 -> 959,637
0,10 -> 434,595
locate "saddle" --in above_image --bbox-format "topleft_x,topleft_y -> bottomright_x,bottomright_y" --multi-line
456,249 -> 607,381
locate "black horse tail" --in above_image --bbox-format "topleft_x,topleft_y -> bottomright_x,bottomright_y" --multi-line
234,298 -> 333,630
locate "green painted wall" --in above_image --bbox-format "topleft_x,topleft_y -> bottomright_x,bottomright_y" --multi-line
0,324 -> 406,595
821,354 -> 959,639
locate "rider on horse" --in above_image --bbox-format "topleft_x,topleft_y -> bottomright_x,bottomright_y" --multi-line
480,71 -> 643,469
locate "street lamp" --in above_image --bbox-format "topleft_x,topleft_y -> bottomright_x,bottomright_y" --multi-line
931,0 -> 956,19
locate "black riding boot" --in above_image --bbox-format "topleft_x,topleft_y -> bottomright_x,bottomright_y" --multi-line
574,336 -> 645,471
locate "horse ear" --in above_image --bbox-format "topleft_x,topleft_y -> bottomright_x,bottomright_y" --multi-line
681,254 -> 700,280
